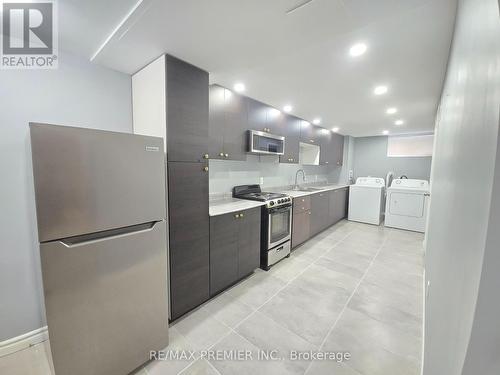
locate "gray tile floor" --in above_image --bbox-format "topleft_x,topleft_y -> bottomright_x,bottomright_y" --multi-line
0,220 -> 424,375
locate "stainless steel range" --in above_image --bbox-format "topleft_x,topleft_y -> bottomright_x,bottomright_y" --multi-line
233,184 -> 292,270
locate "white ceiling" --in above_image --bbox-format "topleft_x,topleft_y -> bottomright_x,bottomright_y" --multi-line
60,0 -> 457,137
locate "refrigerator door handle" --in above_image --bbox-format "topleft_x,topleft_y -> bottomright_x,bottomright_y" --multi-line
58,221 -> 161,248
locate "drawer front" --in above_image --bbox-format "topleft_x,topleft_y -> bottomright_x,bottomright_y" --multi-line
267,241 -> 291,267
293,196 -> 311,212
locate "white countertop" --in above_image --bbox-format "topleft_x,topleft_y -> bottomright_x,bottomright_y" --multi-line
273,184 -> 350,198
209,184 -> 350,216
209,198 -> 266,217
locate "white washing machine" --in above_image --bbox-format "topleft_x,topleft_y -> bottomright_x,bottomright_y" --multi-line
384,179 -> 430,232
348,177 -> 385,225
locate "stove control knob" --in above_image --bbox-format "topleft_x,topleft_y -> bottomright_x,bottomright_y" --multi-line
269,201 -> 275,206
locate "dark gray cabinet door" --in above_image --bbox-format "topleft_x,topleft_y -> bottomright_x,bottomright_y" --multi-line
329,188 -> 349,224
209,212 -> 239,296
266,106 -> 286,136
223,88 -> 247,161
328,190 -> 338,226
300,121 -> 321,145
247,98 -> 268,133
310,192 -> 330,236
332,133 -> 345,166
335,188 -> 348,221
208,85 -> 225,160
166,55 -> 209,163
280,115 -> 301,164
168,161 -> 209,320
319,129 -> 333,165
292,210 -> 311,248
237,208 -> 261,277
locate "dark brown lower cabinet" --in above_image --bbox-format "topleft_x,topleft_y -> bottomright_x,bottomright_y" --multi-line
336,188 -> 348,221
168,161 -> 210,320
209,212 -> 239,295
310,192 -> 330,236
292,188 -> 349,249
292,210 -> 311,248
210,207 -> 261,296
237,208 -> 261,276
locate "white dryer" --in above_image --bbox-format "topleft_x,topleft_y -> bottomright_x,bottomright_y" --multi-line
348,177 -> 385,225
385,179 -> 430,232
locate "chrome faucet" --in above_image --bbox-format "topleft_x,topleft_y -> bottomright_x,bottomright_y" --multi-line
293,169 -> 306,190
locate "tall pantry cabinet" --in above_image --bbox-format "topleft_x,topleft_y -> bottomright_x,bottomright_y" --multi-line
132,54 -> 210,320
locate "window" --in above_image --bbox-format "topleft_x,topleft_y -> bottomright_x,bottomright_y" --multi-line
387,134 -> 434,157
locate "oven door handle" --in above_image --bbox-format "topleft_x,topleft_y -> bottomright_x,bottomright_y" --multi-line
268,205 -> 292,214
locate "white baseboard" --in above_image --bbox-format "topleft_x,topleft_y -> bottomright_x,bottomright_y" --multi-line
0,326 -> 48,358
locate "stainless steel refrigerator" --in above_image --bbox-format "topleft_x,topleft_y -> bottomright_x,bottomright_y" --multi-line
30,123 -> 169,375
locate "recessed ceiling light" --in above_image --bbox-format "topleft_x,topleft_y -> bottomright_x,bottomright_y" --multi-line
283,105 -> 293,113
395,119 -> 405,125
312,118 -> 321,125
383,130 -> 389,135
233,82 -> 245,93
374,85 -> 388,95
332,127 -> 340,132
349,43 -> 367,57
386,107 -> 397,115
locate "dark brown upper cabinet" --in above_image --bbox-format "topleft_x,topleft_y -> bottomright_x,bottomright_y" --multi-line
332,133 -> 345,166
247,97 -> 268,133
209,85 -> 247,161
300,121 -> 322,145
265,106 -> 286,136
166,55 -> 209,163
280,115 -> 301,164
208,85 -> 225,160
319,128 -> 333,166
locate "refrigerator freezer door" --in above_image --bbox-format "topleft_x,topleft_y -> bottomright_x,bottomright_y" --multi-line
41,220 -> 169,375
30,123 -> 166,242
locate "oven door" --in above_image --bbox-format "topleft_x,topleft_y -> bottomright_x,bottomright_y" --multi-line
267,205 -> 292,249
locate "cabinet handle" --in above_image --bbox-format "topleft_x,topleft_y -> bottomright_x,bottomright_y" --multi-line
203,153 -> 209,159
325,161 -> 329,164
240,213 -> 244,218
301,199 -> 305,202
203,166 -> 209,172
219,152 -> 224,157
224,153 -> 229,158
234,214 -> 240,218
310,139 -> 314,143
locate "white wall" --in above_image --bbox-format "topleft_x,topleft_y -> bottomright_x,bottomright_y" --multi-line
423,0 -> 500,374
0,52 -> 132,341
352,136 -> 432,181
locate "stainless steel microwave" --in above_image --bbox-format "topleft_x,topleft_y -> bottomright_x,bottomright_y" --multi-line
247,130 -> 285,155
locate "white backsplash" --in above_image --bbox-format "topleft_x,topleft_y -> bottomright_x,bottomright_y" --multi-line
209,154 -> 345,195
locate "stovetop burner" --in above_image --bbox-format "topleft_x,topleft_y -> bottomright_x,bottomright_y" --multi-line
232,184 -> 292,208
240,191 -> 287,201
